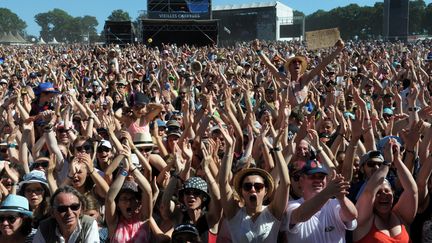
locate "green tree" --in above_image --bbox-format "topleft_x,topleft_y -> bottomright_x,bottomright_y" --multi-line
409,0 -> 426,34
35,9 -> 98,43
107,9 -> 131,21
423,3 -> 432,34
0,8 -> 27,34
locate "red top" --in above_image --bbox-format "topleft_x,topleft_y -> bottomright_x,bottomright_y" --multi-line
356,221 -> 411,243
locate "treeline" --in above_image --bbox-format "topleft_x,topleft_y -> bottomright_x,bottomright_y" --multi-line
0,8 -> 133,43
299,0 -> 432,39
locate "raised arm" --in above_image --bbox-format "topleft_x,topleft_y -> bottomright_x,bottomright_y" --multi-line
392,141 -> 418,224
268,125 -> 290,220
218,124 -> 239,220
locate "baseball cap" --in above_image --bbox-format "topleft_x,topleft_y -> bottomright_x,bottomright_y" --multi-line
301,159 -> 328,175
359,150 -> 384,167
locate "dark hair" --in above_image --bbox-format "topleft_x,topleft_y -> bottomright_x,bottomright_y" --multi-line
50,185 -> 87,212
19,215 -> 33,236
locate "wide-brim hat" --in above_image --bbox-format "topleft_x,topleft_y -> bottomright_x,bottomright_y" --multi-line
233,168 -> 274,200
284,55 -> 307,74
0,195 -> 32,216
133,132 -> 154,148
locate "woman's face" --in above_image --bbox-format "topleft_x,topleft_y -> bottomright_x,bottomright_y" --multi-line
85,209 -> 101,223
182,189 -> 203,210
70,163 -> 88,189
241,175 -> 267,207
117,191 -> 141,219
23,183 -> 45,209
132,104 -> 147,117
0,213 -> 23,236
373,182 -> 394,214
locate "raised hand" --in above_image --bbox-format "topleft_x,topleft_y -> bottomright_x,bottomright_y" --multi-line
324,174 -> 350,200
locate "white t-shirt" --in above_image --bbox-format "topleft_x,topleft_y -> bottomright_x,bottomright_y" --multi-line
227,206 -> 280,243
281,198 -> 357,243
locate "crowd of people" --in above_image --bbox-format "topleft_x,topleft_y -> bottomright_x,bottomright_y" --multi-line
0,38 -> 431,243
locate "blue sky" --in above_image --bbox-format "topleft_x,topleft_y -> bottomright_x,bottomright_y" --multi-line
1,0 -> 431,36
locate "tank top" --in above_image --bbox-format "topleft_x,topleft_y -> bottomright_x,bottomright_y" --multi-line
355,220 -> 411,243
128,121 -> 150,138
111,216 -> 150,243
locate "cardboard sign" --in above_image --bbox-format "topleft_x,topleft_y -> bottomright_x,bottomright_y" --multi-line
306,28 -> 340,50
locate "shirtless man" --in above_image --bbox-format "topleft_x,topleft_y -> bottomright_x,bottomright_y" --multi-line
252,39 -> 345,107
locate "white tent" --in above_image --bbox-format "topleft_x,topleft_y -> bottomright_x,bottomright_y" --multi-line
38,37 -> 46,44
14,32 -> 27,43
49,37 -> 60,44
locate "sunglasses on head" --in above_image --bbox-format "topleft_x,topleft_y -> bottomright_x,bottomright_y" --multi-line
242,182 -> 265,192
75,144 -> 92,153
55,203 -> 81,213
0,215 -> 20,224
183,189 -> 202,197
97,147 -> 111,153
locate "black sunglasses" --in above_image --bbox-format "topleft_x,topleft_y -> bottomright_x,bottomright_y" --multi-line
0,215 -> 20,224
366,161 -> 382,168
75,144 -> 92,153
183,189 -> 201,197
138,147 -> 153,153
55,203 -> 81,213
242,182 -> 265,192
97,147 -> 111,153
33,161 -> 49,168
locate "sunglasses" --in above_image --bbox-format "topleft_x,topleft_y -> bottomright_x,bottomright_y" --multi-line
32,161 -> 49,168
75,144 -> 92,153
366,161 -> 382,168
183,189 -> 202,197
307,174 -> 326,180
138,147 -> 153,153
25,188 -> 45,195
0,215 -> 19,224
242,182 -> 265,192
57,128 -> 68,133
97,147 -> 111,153
55,203 -> 81,213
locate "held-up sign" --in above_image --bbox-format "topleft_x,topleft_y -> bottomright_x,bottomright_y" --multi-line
306,28 -> 340,50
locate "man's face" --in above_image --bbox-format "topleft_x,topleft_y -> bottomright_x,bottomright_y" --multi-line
53,192 -> 81,230
300,173 -> 327,197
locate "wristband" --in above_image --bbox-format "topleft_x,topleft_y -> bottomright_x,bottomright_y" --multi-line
256,50 -> 262,55
7,143 -> 17,149
405,149 -> 415,154
316,147 -> 323,154
382,161 -> 391,166
120,169 -> 128,177
408,107 -> 420,112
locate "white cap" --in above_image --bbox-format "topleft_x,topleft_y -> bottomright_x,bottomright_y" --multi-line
99,140 -> 112,149
0,79 -> 7,84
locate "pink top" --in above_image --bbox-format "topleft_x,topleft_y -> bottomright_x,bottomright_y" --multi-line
111,216 -> 150,243
128,121 -> 150,138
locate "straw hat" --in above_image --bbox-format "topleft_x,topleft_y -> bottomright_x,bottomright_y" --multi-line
284,55 -> 307,74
